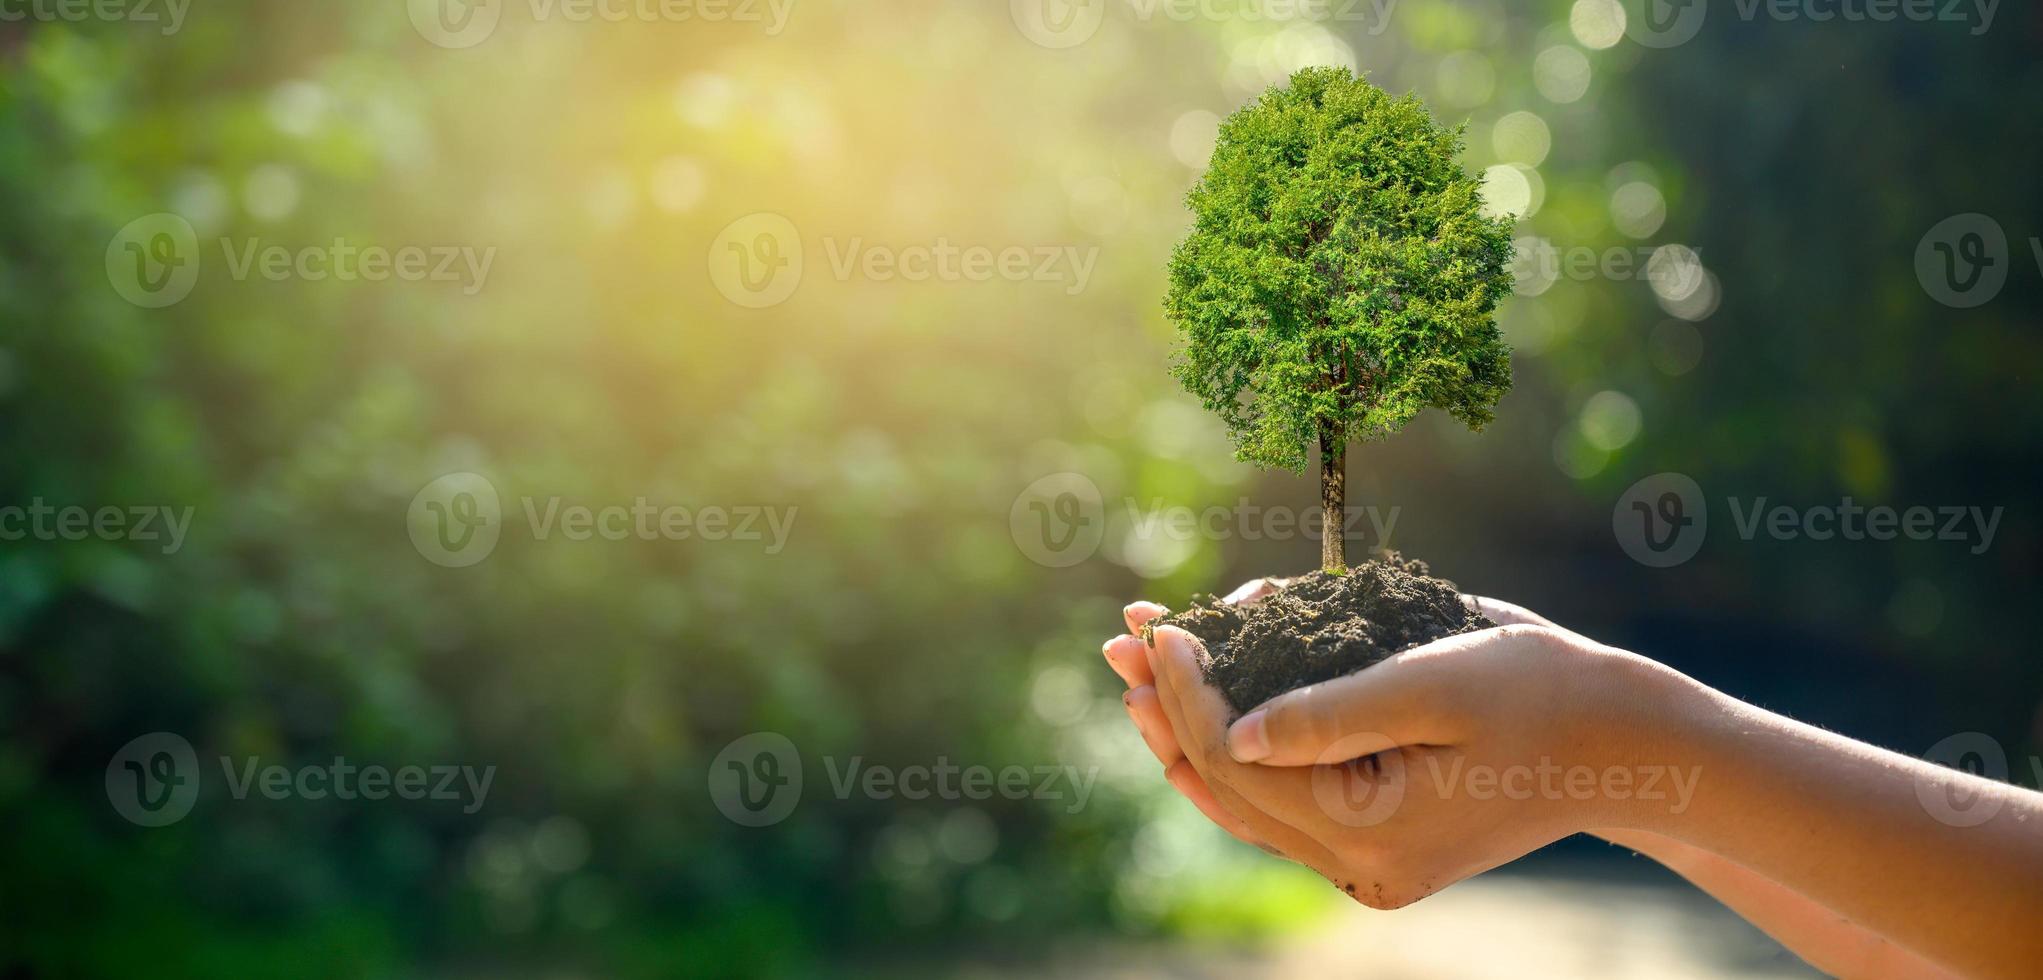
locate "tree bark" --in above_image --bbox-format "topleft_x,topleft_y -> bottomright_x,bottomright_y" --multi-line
1319,422 -> 1346,572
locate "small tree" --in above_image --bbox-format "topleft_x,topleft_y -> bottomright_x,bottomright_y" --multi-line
1166,66 -> 1515,572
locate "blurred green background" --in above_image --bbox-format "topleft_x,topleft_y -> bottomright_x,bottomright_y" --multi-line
2,0 -> 2038,976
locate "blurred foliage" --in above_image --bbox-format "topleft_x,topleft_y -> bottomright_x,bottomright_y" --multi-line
1,0 -> 2038,976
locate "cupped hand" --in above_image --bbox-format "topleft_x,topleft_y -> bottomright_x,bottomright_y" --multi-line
1103,580 -> 1287,850
1103,586 -> 1688,908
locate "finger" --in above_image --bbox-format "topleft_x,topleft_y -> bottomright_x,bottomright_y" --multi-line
1130,684 -> 1263,850
1224,629 -> 1495,767
1123,601 -> 1168,636
1151,627 -> 1332,805
1221,577 -> 1288,606
1463,594 -> 1571,632
1103,635 -> 1153,688
1147,628 -> 1355,883
1123,685 -> 1182,767
1164,758 -> 1263,847
1464,596 -> 1597,648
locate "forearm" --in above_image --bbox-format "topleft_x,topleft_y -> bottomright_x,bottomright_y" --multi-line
1594,828 -> 1960,979
1623,674 -> 2043,979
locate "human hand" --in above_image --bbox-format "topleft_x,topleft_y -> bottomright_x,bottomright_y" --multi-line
1100,586 -> 1576,853
1104,586 -> 1692,907
1102,579 -> 1288,850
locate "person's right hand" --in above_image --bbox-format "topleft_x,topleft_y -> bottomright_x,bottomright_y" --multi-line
1101,585 -> 1567,854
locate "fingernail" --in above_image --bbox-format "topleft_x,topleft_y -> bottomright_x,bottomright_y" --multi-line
1228,710 -> 1270,763
1102,637 -> 1131,678
1112,636 -> 1158,686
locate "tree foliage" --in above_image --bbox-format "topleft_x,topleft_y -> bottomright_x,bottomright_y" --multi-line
1166,67 -> 1516,474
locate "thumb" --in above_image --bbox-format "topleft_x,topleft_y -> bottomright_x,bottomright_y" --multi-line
1225,637 -> 1475,767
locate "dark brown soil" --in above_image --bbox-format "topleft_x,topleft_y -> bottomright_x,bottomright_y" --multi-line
1146,552 -> 1494,715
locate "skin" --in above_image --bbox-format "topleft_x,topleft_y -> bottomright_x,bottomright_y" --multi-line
1103,584 -> 2043,979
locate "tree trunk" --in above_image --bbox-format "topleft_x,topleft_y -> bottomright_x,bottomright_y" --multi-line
1319,422 -> 1346,572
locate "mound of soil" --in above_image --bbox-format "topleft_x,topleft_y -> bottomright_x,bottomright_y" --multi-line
1147,552 -> 1494,715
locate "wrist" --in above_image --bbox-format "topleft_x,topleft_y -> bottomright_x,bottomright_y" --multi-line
1574,643 -> 1723,834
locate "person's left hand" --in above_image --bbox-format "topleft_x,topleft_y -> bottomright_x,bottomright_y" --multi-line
1103,582 -> 1286,852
